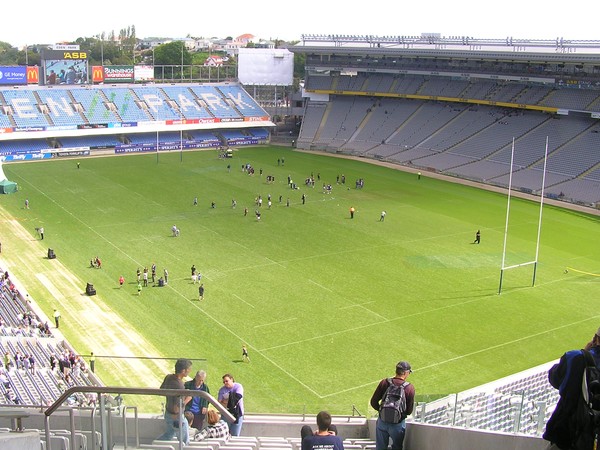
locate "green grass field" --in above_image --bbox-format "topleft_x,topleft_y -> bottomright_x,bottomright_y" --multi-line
1,146 -> 599,416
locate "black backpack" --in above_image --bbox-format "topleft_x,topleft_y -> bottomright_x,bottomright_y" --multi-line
379,378 -> 409,424
571,350 -> 600,450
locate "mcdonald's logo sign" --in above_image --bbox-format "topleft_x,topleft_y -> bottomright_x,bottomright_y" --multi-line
92,66 -> 104,83
27,66 -> 39,84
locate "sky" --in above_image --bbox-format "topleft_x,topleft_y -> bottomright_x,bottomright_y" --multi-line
3,0 -> 600,49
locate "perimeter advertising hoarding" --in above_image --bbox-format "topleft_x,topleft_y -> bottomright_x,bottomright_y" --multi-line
91,66 -> 104,83
102,66 -> 135,83
134,66 -> 154,82
91,65 -> 151,83
27,67 -> 39,84
0,67 -> 27,85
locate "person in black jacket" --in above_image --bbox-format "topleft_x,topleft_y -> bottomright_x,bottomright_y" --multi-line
544,327 -> 600,449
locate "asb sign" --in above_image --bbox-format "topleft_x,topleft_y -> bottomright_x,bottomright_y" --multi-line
42,50 -> 88,60
0,66 -> 27,85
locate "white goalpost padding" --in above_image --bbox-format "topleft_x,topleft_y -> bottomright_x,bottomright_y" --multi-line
498,137 -> 549,295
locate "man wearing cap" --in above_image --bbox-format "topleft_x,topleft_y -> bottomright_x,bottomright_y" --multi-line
544,327 -> 600,450
370,361 -> 415,450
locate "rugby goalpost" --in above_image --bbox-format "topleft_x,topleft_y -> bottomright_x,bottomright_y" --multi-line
498,137 -> 549,295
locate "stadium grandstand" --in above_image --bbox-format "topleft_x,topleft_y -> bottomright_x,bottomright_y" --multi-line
1,33 -> 599,450
290,34 -> 600,208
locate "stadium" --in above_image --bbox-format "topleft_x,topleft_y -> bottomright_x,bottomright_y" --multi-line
0,33 -> 599,450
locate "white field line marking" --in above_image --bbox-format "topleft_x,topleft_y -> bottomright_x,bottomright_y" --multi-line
340,301 -> 375,309
233,293 -> 255,309
254,318 -> 298,329
260,287 -> 516,353
165,283 -> 324,398
17,173 -> 583,399
320,316 -> 600,398
19,178 -> 147,267
266,257 -> 286,268
308,279 -> 333,292
19,176 -> 324,395
308,280 -> 387,321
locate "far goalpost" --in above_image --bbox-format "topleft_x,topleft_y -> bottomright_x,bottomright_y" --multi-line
498,137 -> 549,295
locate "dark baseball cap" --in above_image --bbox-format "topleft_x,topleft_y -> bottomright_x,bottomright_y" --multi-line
396,361 -> 412,373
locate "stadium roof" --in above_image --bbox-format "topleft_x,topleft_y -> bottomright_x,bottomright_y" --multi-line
291,35 -> 600,63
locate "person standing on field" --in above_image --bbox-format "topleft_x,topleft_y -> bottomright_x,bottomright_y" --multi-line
53,309 -> 61,328
242,345 -> 250,363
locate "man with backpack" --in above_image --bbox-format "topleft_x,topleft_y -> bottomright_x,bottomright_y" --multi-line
544,328 -> 600,450
370,361 -> 415,450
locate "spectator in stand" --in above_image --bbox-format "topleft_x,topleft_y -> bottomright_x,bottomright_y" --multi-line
28,354 -> 35,375
193,409 -> 230,441
5,388 -> 20,404
14,351 -> 23,370
157,358 -> 193,445
86,392 -> 98,408
218,373 -> 244,436
72,358 -> 81,379
370,361 -> 415,450
185,370 -> 210,430
544,326 -> 600,449
0,369 -> 10,388
62,354 -> 72,381
301,411 -> 343,450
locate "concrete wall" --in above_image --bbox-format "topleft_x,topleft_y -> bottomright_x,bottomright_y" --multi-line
404,422 -> 549,450
0,431 -> 40,450
0,411 -> 550,450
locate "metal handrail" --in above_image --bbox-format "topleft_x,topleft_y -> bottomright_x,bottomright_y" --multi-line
122,405 -> 138,449
43,386 -> 235,450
